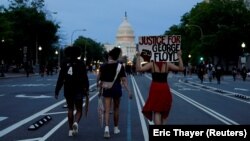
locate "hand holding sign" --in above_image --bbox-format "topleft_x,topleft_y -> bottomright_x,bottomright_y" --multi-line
138,35 -> 181,62
140,49 -> 152,62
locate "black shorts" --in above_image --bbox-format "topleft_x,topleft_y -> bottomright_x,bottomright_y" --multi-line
102,83 -> 122,98
65,92 -> 84,109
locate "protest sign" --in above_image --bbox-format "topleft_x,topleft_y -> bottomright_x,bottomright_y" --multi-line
138,35 -> 181,62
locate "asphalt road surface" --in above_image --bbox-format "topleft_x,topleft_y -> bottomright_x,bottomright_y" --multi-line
0,72 -> 249,141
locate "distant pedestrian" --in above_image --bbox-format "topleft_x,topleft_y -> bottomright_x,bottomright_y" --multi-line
136,50 -> 184,125
232,66 -> 237,81
55,46 -> 89,137
206,62 -> 213,82
198,62 -> 205,83
24,61 -> 31,77
215,63 -> 223,84
39,64 -> 45,77
241,66 -> 247,81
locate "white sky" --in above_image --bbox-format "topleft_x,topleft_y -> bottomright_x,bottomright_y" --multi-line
2,0 -> 203,45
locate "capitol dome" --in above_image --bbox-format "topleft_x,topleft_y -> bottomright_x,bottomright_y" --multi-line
116,13 -> 135,45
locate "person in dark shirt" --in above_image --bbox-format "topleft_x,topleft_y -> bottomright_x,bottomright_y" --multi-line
198,61 -> 205,83
215,63 -> 223,84
136,50 -> 184,125
241,66 -> 247,81
232,66 -> 237,81
55,46 -> 89,137
97,47 -> 132,138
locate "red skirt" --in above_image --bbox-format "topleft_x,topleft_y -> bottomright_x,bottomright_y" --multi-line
142,81 -> 172,121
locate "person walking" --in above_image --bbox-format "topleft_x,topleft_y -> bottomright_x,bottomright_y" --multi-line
136,50 -> 184,125
241,66 -> 247,81
206,62 -> 213,82
232,66 -> 237,81
198,61 -> 205,83
97,47 -> 132,138
55,46 -> 89,137
215,63 -> 223,84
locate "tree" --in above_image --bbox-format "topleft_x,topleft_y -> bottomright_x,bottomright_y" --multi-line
73,36 -> 105,66
166,0 -> 250,71
1,0 -> 59,68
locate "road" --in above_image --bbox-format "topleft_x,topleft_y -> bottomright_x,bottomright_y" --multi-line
0,72 -> 250,141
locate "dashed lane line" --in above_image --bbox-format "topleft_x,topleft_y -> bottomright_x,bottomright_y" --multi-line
0,84 -> 96,138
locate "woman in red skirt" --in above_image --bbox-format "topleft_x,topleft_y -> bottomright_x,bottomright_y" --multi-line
136,50 -> 184,125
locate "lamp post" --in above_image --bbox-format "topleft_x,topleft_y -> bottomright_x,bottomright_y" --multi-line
241,42 -> 246,54
55,50 -> 60,67
36,44 -> 42,65
1,38 -> 5,77
185,24 -> 204,39
186,24 -> 204,63
241,42 -> 246,67
70,29 -> 86,45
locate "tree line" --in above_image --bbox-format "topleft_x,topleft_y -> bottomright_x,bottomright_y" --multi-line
0,0 -> 105,72
165,0 -> 250,72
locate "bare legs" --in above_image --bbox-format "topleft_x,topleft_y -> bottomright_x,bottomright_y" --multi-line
104,97 -> 120,127
67,100 -> 83,130
104,97 -> 111,126
153,112 -> 166,125
113,98 -> 120,127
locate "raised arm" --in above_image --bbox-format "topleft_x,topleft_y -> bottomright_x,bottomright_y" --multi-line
136,53 -> 152,72
168,50 -> 184,72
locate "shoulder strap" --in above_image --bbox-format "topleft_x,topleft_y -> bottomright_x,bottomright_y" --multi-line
112,63 -> 121,83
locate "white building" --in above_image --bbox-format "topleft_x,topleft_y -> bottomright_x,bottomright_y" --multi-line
104,12 -> 136,64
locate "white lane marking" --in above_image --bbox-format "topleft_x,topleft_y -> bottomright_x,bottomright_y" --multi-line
145,74 -> 239,125
131,76 -> 150,141
16,94 -> 53,99
0,100 -> 66,137
0,117 -> 8,122
18,84 -> 96,141
234,88 -> 249,92
171,89 -> 239,125
17,137 -> 42,141
0,84 -> 51,87
40,93 -> 96,141
42,111 -> 67,115
182,81 -> 250,104
0,94 -> 5,97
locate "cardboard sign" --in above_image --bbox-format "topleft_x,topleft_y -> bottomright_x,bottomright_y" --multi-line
138,35 -> 181,62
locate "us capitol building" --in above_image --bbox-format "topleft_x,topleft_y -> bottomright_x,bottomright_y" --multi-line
104,12 -> 136,64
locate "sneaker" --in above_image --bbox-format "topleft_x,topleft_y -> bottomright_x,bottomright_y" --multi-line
68,130 -> 73,137
72,122 -> 78,136
104,126 -> 110,138
104,131 -> 110,138
114,127 -> 120,134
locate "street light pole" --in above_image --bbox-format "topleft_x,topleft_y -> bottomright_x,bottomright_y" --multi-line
1,38 -> 5,77
185,24 -> 204,39
71,29 -> 86,45
241,42 -> 246,54
35,38 -> 38,65
241,42 -> 247,68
